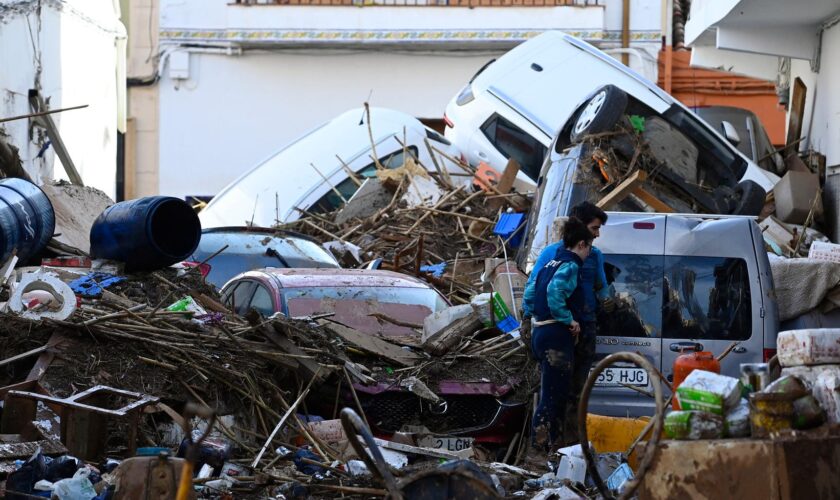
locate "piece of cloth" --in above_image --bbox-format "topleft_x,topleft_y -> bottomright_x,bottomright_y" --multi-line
523,241 -> 607,321
531,321 -> 576,449
564,320 -> 597,444
524,247 -> 583,324
768,254 -> 840,321
69,273 -> 125,298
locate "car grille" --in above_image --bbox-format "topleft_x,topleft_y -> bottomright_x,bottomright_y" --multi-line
361,392 -> 501,434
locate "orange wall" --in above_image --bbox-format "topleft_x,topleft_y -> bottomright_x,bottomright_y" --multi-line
658,50 -> 787,146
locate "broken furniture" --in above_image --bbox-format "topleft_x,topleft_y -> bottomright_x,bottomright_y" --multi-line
2,385 -> 159,461
0,421 -> 67,459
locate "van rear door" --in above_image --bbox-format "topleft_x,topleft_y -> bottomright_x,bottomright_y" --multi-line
660,216 -> 764,392
589,214 -> 666,417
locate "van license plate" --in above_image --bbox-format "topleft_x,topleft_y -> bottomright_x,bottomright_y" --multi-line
417,436 -> 474,452
592,367 -> 649,387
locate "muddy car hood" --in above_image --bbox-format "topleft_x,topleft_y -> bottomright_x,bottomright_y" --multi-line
353,379 -> 518,397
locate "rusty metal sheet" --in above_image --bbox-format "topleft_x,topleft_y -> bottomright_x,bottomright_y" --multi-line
639,432 -> 840,499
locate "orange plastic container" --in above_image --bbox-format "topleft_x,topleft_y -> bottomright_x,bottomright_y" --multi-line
672,351 -> 721,410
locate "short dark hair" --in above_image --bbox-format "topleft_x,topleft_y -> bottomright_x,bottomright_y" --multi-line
570,201 -> 608,225
563,217 -> 595,249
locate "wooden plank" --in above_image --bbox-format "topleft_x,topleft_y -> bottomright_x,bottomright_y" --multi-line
489,158 -> 521,210
0,345 -> 49,369
631,186 -> 674,213
760,216 -> 796,255
596,170 -> 648,209
261,326 -> 327,382
785,77 -> 807,157
29,92 -> 84,186
320,320 -> 421,368
423,313 -> 482,356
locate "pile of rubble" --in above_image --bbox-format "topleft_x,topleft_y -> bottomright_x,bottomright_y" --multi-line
281,154 -> 530,305
0,240 -> 547,498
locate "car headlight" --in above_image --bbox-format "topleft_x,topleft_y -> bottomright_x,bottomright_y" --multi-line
455,84 -> 475,106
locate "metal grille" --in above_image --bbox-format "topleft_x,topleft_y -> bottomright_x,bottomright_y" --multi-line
234,0 -> 597,7
362,392 -> 501,434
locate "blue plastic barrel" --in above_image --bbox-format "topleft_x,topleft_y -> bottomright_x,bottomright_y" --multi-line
90,196 -> 201,271
0,178 -> 55,263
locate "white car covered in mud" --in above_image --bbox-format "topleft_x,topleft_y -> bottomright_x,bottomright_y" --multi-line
200,107 -> 464,229
443,31 -> 778,196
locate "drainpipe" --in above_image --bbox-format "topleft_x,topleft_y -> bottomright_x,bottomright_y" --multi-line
662,0 -> 673,93
622,0 -> 631,66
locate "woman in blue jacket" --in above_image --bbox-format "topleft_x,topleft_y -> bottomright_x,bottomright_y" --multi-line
522,217 -> 594,450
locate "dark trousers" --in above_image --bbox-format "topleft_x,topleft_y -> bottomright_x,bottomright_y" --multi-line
530,321 -> 575,449
564,321 -> 597,443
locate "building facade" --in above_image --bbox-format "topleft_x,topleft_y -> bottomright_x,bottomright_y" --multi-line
125,0 -> 668,200
0,0 -> 125,199
684,0 -> 840,236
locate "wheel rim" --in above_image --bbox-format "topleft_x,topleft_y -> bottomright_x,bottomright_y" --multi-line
574,90 -> 607,135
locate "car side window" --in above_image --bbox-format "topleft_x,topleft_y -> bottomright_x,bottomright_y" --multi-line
249,284 -> 275,317
480,114 -> 546,182
310,147 -> 419,214
597,254 -> 664,338
224,281 -> 256,316
663,257 -> 752,341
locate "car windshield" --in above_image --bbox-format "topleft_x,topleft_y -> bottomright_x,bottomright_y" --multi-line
662,105 -> 745,182
283,286 -> 447,338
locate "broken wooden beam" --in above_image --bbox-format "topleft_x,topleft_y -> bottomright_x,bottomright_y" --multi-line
422,313 -> 482,356
632,185 -> 674,213
597,170 -> 648,209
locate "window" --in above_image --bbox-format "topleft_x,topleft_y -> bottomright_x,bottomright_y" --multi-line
224,281 -> 256,315
309,147 -> 418,214
481,114 -> 547,182
249,285 -> 275,317
663,257 -> 752,340
425,128 -> 451,146
664,106 -> 743,183
596,254 -> 664,338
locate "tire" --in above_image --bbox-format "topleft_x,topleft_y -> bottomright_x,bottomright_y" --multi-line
732,180 -> 766,216
570,85 -> 628,144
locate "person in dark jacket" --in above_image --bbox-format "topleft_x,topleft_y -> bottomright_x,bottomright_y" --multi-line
522,217 -> 594,450
522,202 -> 609,444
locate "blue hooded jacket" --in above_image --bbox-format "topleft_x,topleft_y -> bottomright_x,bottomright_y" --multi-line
523,241 -> 608,322
523,247 -> 585,324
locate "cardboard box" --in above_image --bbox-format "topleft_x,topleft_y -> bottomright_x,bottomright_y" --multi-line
808,241 -> 840,263
773,170 -> 821,224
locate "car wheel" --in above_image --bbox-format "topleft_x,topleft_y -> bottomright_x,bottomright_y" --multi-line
732,180 -> 766,216
570,85 -> 628,144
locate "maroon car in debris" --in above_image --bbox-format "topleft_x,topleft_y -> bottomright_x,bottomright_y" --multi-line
221,268 -> 525,446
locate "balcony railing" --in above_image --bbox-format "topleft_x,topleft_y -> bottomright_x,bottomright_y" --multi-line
233,0 -> 598,6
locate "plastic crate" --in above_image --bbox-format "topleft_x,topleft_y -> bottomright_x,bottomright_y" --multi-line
493,213 -> 526,248
496,314 -> 520,333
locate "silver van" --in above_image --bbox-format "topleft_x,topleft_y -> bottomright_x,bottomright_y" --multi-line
521,200 -> 780,416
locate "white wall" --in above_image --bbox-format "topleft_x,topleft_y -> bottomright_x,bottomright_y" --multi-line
158,50 -> 499,198
155,0 -> 666,198
0,1 -> 124,198
797,23 -> 840,168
